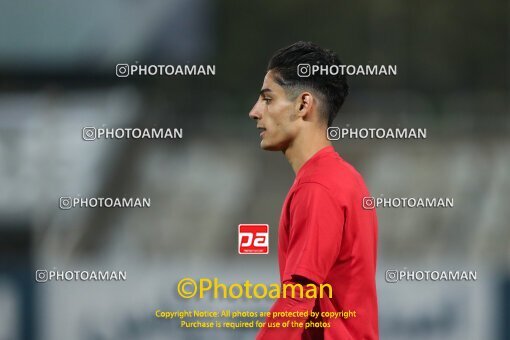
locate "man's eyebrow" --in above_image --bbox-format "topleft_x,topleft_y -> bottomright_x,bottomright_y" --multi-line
259,88 -> 272,97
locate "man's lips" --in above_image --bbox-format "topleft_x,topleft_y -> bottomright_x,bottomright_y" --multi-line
257,127 -> 266,137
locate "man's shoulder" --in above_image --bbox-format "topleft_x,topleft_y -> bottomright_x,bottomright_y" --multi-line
296,155 -> 369,200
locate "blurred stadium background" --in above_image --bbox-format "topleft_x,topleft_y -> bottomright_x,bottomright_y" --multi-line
0,1 -> 509,339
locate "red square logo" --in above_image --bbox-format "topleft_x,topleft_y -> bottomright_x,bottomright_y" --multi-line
238,224 -> 269,254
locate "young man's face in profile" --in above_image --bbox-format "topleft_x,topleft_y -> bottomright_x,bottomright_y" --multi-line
248,71 -> 299,151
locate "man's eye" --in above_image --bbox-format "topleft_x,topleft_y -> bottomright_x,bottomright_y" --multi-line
263,97 -> 271,103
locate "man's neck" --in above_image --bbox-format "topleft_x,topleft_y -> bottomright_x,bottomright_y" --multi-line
283,130 -> 332,175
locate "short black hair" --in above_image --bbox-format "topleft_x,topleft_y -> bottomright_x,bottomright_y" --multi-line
267,41 -> 349,127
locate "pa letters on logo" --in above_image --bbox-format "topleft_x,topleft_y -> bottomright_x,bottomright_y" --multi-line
238,224 -> 269,254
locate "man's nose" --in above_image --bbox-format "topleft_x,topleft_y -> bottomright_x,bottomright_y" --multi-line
248,102 -> 261,120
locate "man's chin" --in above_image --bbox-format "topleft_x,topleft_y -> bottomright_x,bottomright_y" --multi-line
260,140 -> 281,151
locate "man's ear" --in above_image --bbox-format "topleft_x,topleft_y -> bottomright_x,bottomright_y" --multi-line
296,92 -> 314,118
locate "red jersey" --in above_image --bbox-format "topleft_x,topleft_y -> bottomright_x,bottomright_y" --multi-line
278,146 -> 378,339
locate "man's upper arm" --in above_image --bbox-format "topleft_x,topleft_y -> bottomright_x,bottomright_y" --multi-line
283,182 -> 344,284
